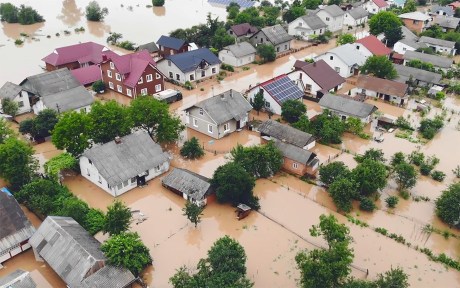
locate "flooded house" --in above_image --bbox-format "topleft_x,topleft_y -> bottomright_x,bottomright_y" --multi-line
289,59 -> 345,98
353,75 -> 409,105
161,168 -> 214,206
0,269 -> 37,288
247,74 -> 304,115
29,216 -> 136,288
315,44 -> 367,78
157,48 -> 221,84
353,35 -> 391,58
219,42 -> 257,67
249,24 -> 292,54
80,131 -> 170,197
318,93 -> 378,123
258,119 -> 316,150
0,188 -> 36,264
227,23 -> 258,41
393,64 -> 442,88
156,35 -> 191,58
0,82 -> 32,115
287,14 -> 327,41
314,5 -> 345,32
184,89 -> 252,139
272,139 -> 320,177
343,7 -> 369,27
100,50 -> 165,98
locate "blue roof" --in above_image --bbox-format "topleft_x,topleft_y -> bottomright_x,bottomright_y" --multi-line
393,0 -> 406,7
208,0 -> 255,8
0,187 -> 12,196
261,75 -> 304,104
157,35 -> 187,50
166,48 -> 221,73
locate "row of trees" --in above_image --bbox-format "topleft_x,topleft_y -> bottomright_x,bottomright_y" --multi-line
19,109 -> 59,140
52,97 -> 184,156
0,3 -> 44,24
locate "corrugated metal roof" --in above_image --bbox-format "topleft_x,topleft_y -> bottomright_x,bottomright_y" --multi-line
272,139 -> 317,165
404,51 -> 453,69
319,93 -> 378,118
222,42 -> 256,58
394,64 -> 442,85
419,36 -> 456,49
347,7 -> 368,19
79,266 -> 135,288
258,120 -> 315,148
259,25 -> 293,45
356,75 -> 408,98
299,14 -> 327,30
319,4 -> 345,17
0,269 -> 37,288
0,82 -> 22,100
162,168 -> 212,201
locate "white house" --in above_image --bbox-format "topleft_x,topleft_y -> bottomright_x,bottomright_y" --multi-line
0,82 -> 31,115
419,36 -> 457,55
249,24 -> 293,54
157,48 -> 221,84
315,44 -> 367,78
319,93 -> 378,123
353,35 -> 392,58
364,0 -> 388,14
393,38 -> 428,55
343,7 -> 369,27
288,14 -> 327,40
352,75 -> 409,105
315,5 -> 345,32
80,131 -> 170,197
247,74 -> 304,115
219,42 -> 256,67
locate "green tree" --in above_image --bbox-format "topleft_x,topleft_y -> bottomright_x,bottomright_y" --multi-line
103,200 -> 132,236
0,3 -> 18,23
212,27 -> 235,50
369,11 -> 402,36
302,0 -> 322,9
52,111 -> 91,157
182,200 -> 204,227
281,99 -> 306,123
251,91 -> 265,115
402,0 -> 417,13
0,138 -> 37,190
0,118 -> 13,144
85,1 -> 108,21
328,178 -> 357,212
85,208 -> 106,235
385,196 -> 399,208
435,183 -> 460,227
89,100 -> 131,144
152,0 -> 165,6
58,197 -> 90,227
337,33 -> 356,45
44,153 -> 78,182
1,98 -> 19,119
354,148 -> 386,163
32,109 -> 59,138
359,197 -> 376,212
319,161 -> 350,186
180,137 -> 205,159
283,5 -> 305,23
17,4 -> 44,24
375,267 -> 409,288
92,80 -> 106,92
309,111 -> 346,144
296,214 -> 353,288
360,56 -> 397,79
211,162 -> 259,209
419,116 -> 444,139
257,44 -> 276,62
345,117 -> 364,135
384,25 -> 403,47
106,32 -> 123,45
352,159 -> 388,196
292,115 -> 311,132
101,232 -> 152,276
393,162 -> 417,191
390,152 -> 406,167
230,142 -> 283,178
129,96 -> 184,143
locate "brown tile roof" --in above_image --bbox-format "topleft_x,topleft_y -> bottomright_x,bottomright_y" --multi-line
298,60 -> 345,91
356,75 -> 408,97
230,23 -> 258,37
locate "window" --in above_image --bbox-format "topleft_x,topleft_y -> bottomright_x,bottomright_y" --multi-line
201,70 -> 205,77
293,162 -> 299,169
110,62 -> 114,69
146,74 -> 153,82
199,108 -> 204,115
155,165 -> 161,172
109,82 -> 114,89
98,175 -> 102,184
117,85 -> 122,93
326,17 -> 330,21
335,67 -> 340,73
123,180 -> 129,187
265,101 -> 270,108
18,101 -> 24,107
193,118 -> 198,127
138,76 -> 143,84
176,74 -> 180,81
145,170 -> 149,176
208,124 -> 213,134
141,88 -> 148,95
107,70 -> 112,78
305,84 -> 312,91
224,123 -> 229,132
320,29 -> 322,33
127,88 -> 132,97
116,73 -> 121,81
168,60 -> 171,66
156,73 -> 161,79
169,72 -> 173,78
211,67 -> 216,74
413,20 -> 418,24
276,47 -> 280,52
301,31 -> 305,36
284,44 -> 287,49
190,74 -> 195,81
330,55 -> 333,60
117,183 -> 123,190
155,84 -> 161,92
88,159 -> 92,165
131,177 -> 137,184
87,168 -> 90,176
299,22 -> 303,27
356,45 -> 360,50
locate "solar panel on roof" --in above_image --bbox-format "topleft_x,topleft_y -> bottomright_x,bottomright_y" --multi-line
208,0 -> 255,8
263,76 -> 303,104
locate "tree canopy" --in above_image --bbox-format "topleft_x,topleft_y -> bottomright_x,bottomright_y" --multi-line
1,98 -> 18,118
369,11 -> 402,36
337,34 -> 356,45
182,201 -> 204,227
281,99 -> 306,123
328,178 -> 358,212
85,1 -> 108,21
251,91 -> 265,114
319,161 -> 351,186
436,183 -> 460,227
360,56 -> 397,79
0,118 -> 14,144
44,153 -> 78,182
230,142 -> 283,178
52,111 -> 91,157
0,3 -> 44,24
103,200 -> 132,236
89,101 -> 131,144
180,137 -> 205,159
393,162 -> 417,191
0,138 -> 37,189
19,109 -> 58,139
257,44 -> 276,62
352,159 -> 388,196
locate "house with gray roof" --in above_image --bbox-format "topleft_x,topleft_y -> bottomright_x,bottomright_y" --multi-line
258,119 -> 316,150
29,216 -> 136,288
18,68 -> 94,114
249,24 -> 292,54
162,168 -> 214,206
157,48 -> 221,84
218,42 -> 256,67
156,35 -> 190,58
0,269 -> 37,288
430,5 -> 454,17
80,130 -> 170,196
287,14 -> 327,40
270,139 -> 319,177
434,16 -> 460,32
403,50 -> 454,71
136,42 -> 159,56
393,37 -> 428,55
0,82 -> 31,115
419,36 -> 456,55
393,64 -> 442,87
319,93 -> 378,123
315,43 -> 367,78
344,7 -> 369,27
315,4 -> 345,32
0,188 -> 35,264
185,89 -> 252,139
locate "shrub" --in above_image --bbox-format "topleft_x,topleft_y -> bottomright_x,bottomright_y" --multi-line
385,196 -> 399,208
220,63 -> 234,72
152,0 -> 165,6
180,137 -> 205,159
359,197 -> 376,212
92,80 -> 106,93
396,116 -> 413,130
184,81 -> 193,90
408,151 -> 425,166
419,116 -> 444,139
431,170 -> 446,182
399,190 -> 410,200
117,40 -> 135,51
85,1 -> 109,21
14,39 -> 23,45
420,163 -> 433,175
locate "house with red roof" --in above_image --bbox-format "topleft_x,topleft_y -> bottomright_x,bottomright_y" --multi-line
448,1 -> 460,11
364,0 -> 388,14
288,60 -> 345,98
354,35 -> 391,58
100,50 -> 165,98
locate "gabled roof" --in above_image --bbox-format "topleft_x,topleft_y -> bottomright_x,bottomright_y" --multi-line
372,0 -> 388,8
222,42 -> 256,58
157,35 -> 188,50
0,269 -> 37,288
79,266 -> 137,288
393,64 -> 442,85
259,24 -> 293,45
434,16 -> 460,29
419,36 -> 456,48
164,48 -> 221,73
258,120 -> 315,148
42,42 -> 111,66
229,23 -> 258,37
70,65 -> 101,86
296,60 -> 345,91
136,42 -> 159,53
208,0 -> 255,8
82,131 -> 169,186
258,75 -> 304,105
318,43 -> 367,67
347,7 -> 369,19
401,26 -> 418,42
162,168 -> 212,201
318,4 -> 345,17
356,35 -> 391,56
29,216 -> 135,288
189,89 -> 252,125
42,86 -> 94,113
272,139 -> 317,165
398,38 -> 427,49
0,81 -> 22,100
404,51 -> 453,68
298,14 -> 327,30
0,189 -> 35,256
431,5 -> 454,16
356,75 -> 408,97
319,94 -> 378,118
399,12 -> 431,21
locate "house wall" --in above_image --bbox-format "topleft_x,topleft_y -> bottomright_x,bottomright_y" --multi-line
157,60 -> 220,84
401,18 -> 427,33
288,18 -> 325,40
0,242 -> 31,264
247,87 -> 283,115
158,44 -> 189,58
393,41 -> 417,54
320,104 -> 371,123
423,43 -> 456,55
227,29 -> 256,41
364,2 -> 385,14
288,70 -> 322,95
249,31 -> 291,54
351,86 -> 407,105
315,53 -> 353,78
185,106 -> 219,139
353,43 -> 373,58
0,91 -> 31,115
32,100 -> 91,115
218,50 -> 255,67
316,11 -> 344,32
343,14 -> 368,27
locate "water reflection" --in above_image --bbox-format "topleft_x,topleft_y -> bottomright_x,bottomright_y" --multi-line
58,0 -> 83,26
1,22 -> 45,40
86,21 -> 111,38
152,7 -> 166,16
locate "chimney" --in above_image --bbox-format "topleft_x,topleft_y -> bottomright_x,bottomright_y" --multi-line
220,93 -> 225,100
114,136 -> 121,144
230,90 -> 233,98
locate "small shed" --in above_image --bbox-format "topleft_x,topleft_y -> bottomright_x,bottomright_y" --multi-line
235,204 -> 252,220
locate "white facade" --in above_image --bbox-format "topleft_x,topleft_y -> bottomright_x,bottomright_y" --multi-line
288,70 -> 343,96
321,104 -> 372,123
0,242 -> 32,264
0,90 -> 31,115
364,1 -> 386,14
287,18 -> 325,40
157,60 -> 220,84
343,13 -> 368,27
352,43 -> 373,58
218,50 -> 255,67
315,10 -> 344,32
423,43 -> 456,55
351,86 -> 407,105
393,41 -> 417,55
315,53 -> 358,78
247,87 -> 302,115
79,156 -> 170,197
32,100 -> 91,115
